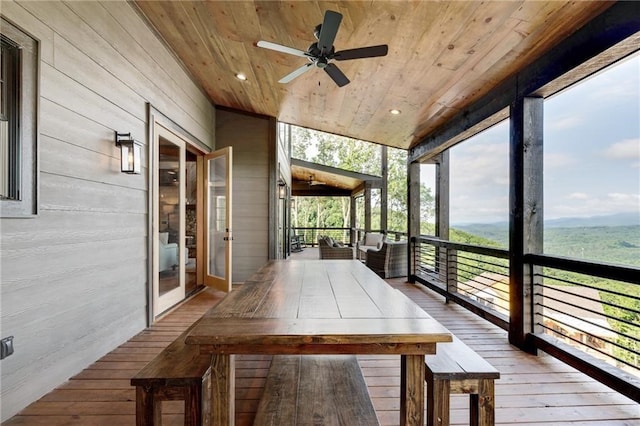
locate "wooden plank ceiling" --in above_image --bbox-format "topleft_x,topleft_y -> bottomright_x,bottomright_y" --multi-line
134,1 -> 613,150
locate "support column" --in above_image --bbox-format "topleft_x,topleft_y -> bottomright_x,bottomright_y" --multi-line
407,161 -> 421,283
435,152 -> 452,292
509,96 -> 543,352
364,182 -> 372,232
381,146 -> 388,234
350,194 -> 357,246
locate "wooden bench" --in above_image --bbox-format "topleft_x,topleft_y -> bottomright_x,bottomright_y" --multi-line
130,321 -> 212,426
425,336 -> 500,426
254,354 -> 380,425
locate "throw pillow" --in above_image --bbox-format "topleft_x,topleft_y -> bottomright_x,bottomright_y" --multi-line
365,233 -> 383,246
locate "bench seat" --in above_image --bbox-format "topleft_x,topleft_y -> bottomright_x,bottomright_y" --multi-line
254,355 -> 379,425
130,321 -> 212,426
425,336 -> 500,426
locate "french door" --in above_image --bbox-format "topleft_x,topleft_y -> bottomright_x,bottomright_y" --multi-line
153,123 -> 187,314
152,121 -> 233,317
203,147 -> 233,292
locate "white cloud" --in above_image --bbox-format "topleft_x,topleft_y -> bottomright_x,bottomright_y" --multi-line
547,192 -> 640,218
604,138 -> 640,160
549,116 -> 584,131
544,153 -> 575,169
569,192 -> 588,200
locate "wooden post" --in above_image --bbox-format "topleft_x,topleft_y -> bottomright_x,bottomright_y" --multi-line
350,194 -> 357,246
364,182 -> 372,232
381,146 -> 388,233
509,96 -> 543,352
267,116 -> 278,260
435,152 -> 450,287
407,161 -> 421,283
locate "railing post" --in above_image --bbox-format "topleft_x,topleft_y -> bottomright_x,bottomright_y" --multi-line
445,248 -> 458,304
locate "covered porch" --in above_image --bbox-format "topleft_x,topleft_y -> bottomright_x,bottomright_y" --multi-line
6,265 -> 637,425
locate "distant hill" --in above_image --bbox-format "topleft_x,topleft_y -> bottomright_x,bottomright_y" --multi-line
453,212 -> 640,267
455,212 -> 638,231
545,212 -> 639,228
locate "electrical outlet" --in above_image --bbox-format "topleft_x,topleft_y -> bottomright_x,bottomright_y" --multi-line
1,336 -> 14,360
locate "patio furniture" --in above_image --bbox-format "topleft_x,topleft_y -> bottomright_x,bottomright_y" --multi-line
425,336 -> 500,426
185,259 -> 453,425
356,232 -> 385,261
131,320 -> 212,426
318,235 -> 353,259
291,235 -> 304,252
254,355 -> 379,425
365,240 -> 408,278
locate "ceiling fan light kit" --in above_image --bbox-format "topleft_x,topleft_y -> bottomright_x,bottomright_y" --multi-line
257,10 -> 388,87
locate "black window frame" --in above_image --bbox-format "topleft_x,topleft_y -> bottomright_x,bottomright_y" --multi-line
0,17 -> 38,217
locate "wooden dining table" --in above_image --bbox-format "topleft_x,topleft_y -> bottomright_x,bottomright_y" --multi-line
185,259 -> 453,425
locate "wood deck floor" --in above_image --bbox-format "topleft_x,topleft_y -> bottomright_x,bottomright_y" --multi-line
5,256 -> 638,425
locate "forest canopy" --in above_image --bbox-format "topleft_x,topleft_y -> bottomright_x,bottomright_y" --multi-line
289,125 -> 434,234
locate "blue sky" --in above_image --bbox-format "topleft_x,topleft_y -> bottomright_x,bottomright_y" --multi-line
424,53 -> 640,224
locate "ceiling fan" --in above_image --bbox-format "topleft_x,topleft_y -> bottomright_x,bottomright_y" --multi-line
257,10 -> 388,87
308,175 -> 325,186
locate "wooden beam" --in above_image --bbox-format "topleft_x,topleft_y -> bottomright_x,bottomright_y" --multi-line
408,1 -> 640,163
291,158 -> 382,181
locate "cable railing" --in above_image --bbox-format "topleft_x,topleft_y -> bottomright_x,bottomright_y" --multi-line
526,254 -> 640,395
293,227 -> 351,247
293,227 -> 409,248
413,235 -> 510,330
412,235 -> 640,402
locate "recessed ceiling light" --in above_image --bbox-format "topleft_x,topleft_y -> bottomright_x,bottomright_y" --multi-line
236,73 -> 247,81
389,109 -> 401,115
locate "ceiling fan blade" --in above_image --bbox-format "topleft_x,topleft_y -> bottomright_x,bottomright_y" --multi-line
279,63 -> 314,83
317,10 -> 342,56
257,40 -> 309,58
324,63 -> 350,87
334,45 -> 389,61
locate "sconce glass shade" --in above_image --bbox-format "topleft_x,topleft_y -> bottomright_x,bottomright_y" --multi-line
115,132 -> 142,174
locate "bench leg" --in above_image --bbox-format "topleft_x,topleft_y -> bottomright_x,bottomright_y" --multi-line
400,355 -> 425,426
136,386 -> 161,426
426,378 -> 449,426
209,354 -> 235,425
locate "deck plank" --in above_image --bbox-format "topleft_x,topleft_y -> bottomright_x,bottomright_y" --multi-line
4,272 -> 638,426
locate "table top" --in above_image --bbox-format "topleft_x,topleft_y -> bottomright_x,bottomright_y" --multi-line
186,260 -> 452,354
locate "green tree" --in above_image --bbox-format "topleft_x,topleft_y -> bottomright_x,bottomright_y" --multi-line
290,125 -> 434,235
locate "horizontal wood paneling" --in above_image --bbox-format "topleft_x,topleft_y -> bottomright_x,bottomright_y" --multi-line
215,109 -> 271,282
0,1 -> 215,421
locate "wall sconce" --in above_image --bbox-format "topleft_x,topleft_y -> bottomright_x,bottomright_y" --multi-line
278,179 -> 287,199
115,131 -> 142,174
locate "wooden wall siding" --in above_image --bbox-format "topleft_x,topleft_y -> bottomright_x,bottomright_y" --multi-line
0,1 -> 215,421
215,109 -> 271,282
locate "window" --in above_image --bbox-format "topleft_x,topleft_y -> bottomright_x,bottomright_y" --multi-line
1,18 -> 38,217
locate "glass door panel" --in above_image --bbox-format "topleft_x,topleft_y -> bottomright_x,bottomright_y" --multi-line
204,147 -> 232,292
154,125 -> 186,315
